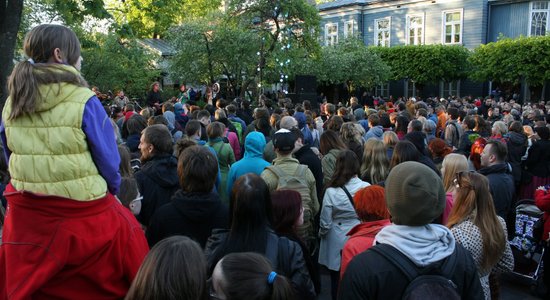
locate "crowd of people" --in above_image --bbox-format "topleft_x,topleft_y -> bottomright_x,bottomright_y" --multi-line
1,24 -> 550,299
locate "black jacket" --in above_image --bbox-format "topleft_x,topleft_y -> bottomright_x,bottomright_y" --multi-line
506,132 -> 527,185
338,243 -> 483,300
205,229 -> 316,299
524,140 -> 550,177
478,163 -> 515,219
134,154 -> 179,226
294,145 -> 324,202
146,190 -> 229,247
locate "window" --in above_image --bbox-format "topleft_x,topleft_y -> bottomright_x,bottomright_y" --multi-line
376,83 -> 390,97
440,80 -> 461,98
374,17 -> 391,47
325,23 -> 338,46
344,20 -> 355,39
530,1 -> 549,36
406,15 -> 424,45
442,9 -> 463,44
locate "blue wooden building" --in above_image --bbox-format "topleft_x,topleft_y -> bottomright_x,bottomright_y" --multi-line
317,0 -> 550,101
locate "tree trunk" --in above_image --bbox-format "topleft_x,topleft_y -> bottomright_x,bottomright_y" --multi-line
0,0 -> 24,115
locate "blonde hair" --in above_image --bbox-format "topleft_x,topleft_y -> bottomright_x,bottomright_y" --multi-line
360,139 -> 390,184
492,121 -> 508,136
441,153 -> 469,192
7,24 -> 87,120
215,108 -> 227,120
382,131 -> 398,148
340,122 -> 363,145
447,172 -> 507,273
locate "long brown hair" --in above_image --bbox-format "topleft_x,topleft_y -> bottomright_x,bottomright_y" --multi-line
319,130 -> 346,155
7,24 -> 87,120
327,150 -> 360,188
446,172 -> 506,273
126,236 -> 208,300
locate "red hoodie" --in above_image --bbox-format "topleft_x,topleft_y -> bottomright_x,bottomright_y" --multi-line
535,189 -> 550,242
340,219 -> 391,279
0,184 -> 149,299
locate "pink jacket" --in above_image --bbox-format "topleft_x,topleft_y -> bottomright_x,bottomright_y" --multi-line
225,128 -> 241,161
442,192 -> 455,225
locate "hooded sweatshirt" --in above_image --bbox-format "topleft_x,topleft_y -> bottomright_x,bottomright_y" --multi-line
146,190 -> 229,247
363,125 -> 384,141
135,154 -> 179,226
375,224 -> 456,267
226,132 -> 270,195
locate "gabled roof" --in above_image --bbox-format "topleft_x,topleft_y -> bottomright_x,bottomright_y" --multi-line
137,38 -> 175,57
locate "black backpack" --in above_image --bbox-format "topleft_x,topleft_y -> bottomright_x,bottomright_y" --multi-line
370,244 -> 461,300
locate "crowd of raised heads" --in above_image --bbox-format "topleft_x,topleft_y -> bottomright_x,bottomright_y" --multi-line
2,23 -> 550,299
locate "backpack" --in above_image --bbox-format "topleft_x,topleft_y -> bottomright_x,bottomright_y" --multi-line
370,244 -> 461,300
230,120 -> 243,144
266,165 -> 315,242
442,121 -> 460,147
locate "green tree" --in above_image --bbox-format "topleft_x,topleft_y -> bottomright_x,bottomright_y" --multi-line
170,0 -> 320,98
303,38 -> 390,94
81,34 -> 160,99
109,0 -> 221,38
372,44 -> 470,91
469,36 -> 550,88
169,16 -> 261,97
1,0 -> 114,109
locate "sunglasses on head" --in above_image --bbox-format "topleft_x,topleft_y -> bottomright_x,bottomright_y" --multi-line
453,170 -> 476,189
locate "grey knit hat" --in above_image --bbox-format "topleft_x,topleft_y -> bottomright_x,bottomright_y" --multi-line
385,161 -> 445,226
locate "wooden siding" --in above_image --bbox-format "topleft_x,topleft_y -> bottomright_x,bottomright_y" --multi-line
488,2 -> 530,42
320,0 -> 490,49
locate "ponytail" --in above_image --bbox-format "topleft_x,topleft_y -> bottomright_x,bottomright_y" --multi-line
270,273 -> 295,300
215,252 -> 296,300
7,61 -> 39,120
7,24 -> 87,120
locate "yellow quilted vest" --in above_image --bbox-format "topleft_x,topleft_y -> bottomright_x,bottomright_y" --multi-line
3,72 -> 107,201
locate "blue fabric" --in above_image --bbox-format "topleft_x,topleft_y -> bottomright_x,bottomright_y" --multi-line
363,125 -> 384,141
163,111 -> 176,131
226,132 -> 270,195
0,122 -> 10,162
358,120 -> 370,133
302,126 -> 314,146
82,97 -> 121,195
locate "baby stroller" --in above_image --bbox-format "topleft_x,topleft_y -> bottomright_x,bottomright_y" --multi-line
509,199 -> 545,288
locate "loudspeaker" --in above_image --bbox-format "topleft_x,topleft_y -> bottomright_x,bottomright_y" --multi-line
295,75 -> 317,94
298,92 -> 317,103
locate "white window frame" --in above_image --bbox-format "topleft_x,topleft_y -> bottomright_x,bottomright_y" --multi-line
441,9 -> 463,45
376,82 -> 390,98
529,1 -> 550,36
374,17 -> 391,47
406,14 -> 425,45
325,23 -> 338,46
440,80 -> 461,98
344,20 -> 355,39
